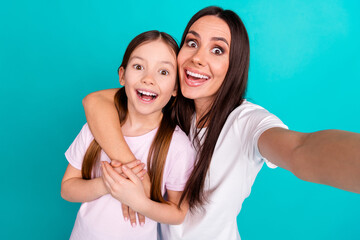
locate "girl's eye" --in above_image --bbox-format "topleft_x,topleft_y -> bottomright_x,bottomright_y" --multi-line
211,47 -> 223,55
133,64 -> 143,70
186,40 -> 198,48
160,70 -> 169,76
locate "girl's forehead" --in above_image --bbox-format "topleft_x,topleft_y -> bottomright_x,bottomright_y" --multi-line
130,40 -> 177,67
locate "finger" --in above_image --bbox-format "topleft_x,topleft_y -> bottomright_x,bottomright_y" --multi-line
129,207 -> 137,227
137,169 -> 147,180
121,204 -> 130,222
103,162 -> 127,185
113,166 -> 123,175
137,213 -> 145,227
131,163 -> 145,175
124,159 -> 142,169
101,162 -> 115,186
111,160 -> 122,168
122,165 -> 141,184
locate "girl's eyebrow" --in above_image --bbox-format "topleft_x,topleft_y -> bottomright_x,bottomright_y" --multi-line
130,56 -> 175,69
187,30 -> 229,47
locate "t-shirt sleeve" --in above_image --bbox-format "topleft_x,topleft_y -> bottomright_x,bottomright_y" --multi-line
164,129 -> 196,192
237,104 -> 288,168
64,123 -> 94,170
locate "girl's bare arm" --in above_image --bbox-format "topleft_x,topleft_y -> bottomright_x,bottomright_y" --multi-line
61,164 -> 108,202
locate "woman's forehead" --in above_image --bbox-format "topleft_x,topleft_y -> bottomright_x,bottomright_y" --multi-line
188,16 -> 231,44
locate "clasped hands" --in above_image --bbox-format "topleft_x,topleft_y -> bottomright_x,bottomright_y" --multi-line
101,159 -> 150,227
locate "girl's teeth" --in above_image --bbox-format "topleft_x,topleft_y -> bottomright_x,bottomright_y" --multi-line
138,90 -> 157,97
186,70 -> 209,79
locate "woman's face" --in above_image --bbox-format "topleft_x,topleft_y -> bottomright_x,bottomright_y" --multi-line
177,15 -> 231,111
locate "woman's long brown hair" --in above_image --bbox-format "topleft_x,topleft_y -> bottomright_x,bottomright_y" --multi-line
81,30 -> 179,204
176,6 -> 250,211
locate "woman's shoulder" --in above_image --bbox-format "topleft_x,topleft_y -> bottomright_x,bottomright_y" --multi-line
228,100 -> 271,122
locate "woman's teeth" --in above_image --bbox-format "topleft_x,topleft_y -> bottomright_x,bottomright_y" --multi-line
186,70 -> 209,79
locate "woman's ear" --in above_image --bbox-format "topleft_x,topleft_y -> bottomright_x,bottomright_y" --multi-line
118,67 -> 125,86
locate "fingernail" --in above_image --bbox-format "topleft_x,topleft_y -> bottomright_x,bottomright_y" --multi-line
122,165 -> 128,170
132,223 -> 136,228
124,217 -> 128,221
140,222 -> 144,227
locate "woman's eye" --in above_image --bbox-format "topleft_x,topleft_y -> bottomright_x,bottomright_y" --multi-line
160,70 -> 169,76
187,40 -> 198,48
133,64 -> 143,70
211,47 -> 223,55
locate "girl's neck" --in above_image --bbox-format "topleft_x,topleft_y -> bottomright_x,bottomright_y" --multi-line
122,108 -> 163,137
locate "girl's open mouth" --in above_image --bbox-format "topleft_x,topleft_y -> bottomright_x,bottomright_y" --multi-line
136,89 -> 158,102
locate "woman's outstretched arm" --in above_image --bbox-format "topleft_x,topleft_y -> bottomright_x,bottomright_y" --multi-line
83,89 -> 136,163
259,127 -> 360,193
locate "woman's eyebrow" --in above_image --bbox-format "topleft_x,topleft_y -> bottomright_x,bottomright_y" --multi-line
187,30 -> 229,47
188,30 -> 200,38
211,37 -> 229,47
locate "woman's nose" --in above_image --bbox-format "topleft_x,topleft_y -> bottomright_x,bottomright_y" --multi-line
192,48 -> 207,67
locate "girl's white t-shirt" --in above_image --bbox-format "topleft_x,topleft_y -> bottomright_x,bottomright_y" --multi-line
160,100 -> 288,240
65,123 -> 195,240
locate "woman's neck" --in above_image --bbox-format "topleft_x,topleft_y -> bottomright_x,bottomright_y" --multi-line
122,108 -> 162,137
194,98 -> 213,126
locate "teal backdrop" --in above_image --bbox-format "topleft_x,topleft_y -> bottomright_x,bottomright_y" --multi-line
1,0 -> 359,239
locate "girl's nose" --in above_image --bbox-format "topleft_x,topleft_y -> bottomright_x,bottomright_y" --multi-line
142,74 -> 155,85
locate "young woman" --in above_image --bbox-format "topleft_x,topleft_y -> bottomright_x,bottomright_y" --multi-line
61,30 -> 195,240
82,7 -> 360,240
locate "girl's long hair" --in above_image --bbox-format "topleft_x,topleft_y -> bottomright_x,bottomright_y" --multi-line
176,6 -> 250,210
82,30 -> 179,204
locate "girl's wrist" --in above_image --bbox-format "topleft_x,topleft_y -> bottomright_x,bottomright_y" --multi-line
95,177 -> 109,196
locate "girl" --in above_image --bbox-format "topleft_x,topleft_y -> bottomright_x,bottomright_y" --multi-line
82,6 -> 360,240
61,30 -> 195,240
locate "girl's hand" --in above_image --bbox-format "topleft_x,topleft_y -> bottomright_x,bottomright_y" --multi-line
121,174 -> 151,227
111,159 -> 147,180
121,204 -> 145,227
101,162 -> 147,209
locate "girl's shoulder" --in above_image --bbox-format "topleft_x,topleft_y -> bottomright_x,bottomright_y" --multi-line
168,126 -> 195,154
171,126 -> 192,145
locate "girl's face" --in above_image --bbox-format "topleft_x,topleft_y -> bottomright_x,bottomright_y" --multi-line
177,16 -> 231,111
119,40 -> 177,118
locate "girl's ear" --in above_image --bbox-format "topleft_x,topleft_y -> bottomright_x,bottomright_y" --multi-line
118,67 -> 125,86
172,87 -> 177,97
172,83 -> 177,97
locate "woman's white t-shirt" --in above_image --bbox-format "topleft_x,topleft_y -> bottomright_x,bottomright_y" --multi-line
160,100 -> 288,240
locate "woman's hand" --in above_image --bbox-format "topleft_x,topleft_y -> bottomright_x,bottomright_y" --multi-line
101,162 -> 147,210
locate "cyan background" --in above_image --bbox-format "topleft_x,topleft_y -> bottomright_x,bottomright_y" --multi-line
1,0 -> 359,239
